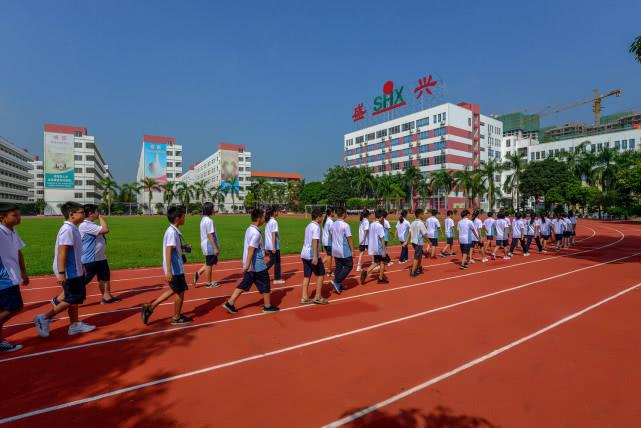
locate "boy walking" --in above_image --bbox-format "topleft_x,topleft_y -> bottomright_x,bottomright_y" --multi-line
141,205 -> 193,325
493,212 -> 511,259
458,210 -> 479,269
193,202 -> 221,288
300,208 -> 329,304
441,210 -> 456,257
34,202 -> 96,337
508,213 -> 525,257
0,204 -> 29,352
409,209 -> 429,277
330,207 -> 354,294
223,209 -> 279,314
424,210 -> 440,259
360,209 -> 388,285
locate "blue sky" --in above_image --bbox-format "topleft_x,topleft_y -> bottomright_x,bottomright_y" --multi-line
1,0 -> 640,182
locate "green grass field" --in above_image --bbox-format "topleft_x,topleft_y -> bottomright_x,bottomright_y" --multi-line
18,215 -> 454,275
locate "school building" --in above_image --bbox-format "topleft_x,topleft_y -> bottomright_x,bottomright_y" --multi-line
0,134 -> 34,204
135,135 -> 183,209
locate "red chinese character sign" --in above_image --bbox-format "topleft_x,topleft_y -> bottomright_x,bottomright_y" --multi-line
352,103 -> 366,122
414,74 -> 437,99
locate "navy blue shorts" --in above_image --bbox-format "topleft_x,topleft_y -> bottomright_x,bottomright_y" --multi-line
84,259 -> 110,283
429,238 -> 438,246
460,243 -> 472,254
563,231 -> 571,237
324,245 -> 332,254
497,239 -> 508,247
169,274 -> 188,293
413,244 -> 424,260
359,244 -> 367,252
63,276 -> 87,305
373,255 -> 384,263
486,235 -> 494,241
237,270 -> 270,294
446,237 -> 454,245
542,234 -> 551,240
0,285 -> 23,312
302,258 -> 325,278
205,254 -> 218,266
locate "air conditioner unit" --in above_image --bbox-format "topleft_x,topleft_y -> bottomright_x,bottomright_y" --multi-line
440,121 -> 446,126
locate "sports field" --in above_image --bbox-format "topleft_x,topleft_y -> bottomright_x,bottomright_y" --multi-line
2,220 -> 641,427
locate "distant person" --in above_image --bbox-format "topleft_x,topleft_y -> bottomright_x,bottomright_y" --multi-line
265,207 -> 284,285
424,210 -> 440,259
34,202 -> 96,337
471,210 -> 488,263
193,202 -> 221,288
524,212 -> 543,256
483,212 -> 496,253
360,209 -> 388,285
458,209 -> 479,269
568,210 -> 577,246
223,208 -> 279,314
141,205 -> 193,326
356,209 -> 371,273
562,213 -> 573,248
540,212 -> 552,252
409,209 -> 428,277
552,213 -> 565,252
0,203 -> 29,353
321,208 -> 335,277
441,210 -> 456,257
508,212 -> 525,257
300,208 -> 329,305
330,207 -> 354,294
382,211 -> 393,266
394,209 -> 410,263
493,212 -> 511,259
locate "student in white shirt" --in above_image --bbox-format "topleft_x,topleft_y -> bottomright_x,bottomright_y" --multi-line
568,210 -> 577,246
141,205 -> 194,326
264,207 -> 284,285
409,209 -> 429,277
300,208 -> 329,305
552,213 -> 565,252
492,211 -> 511,259
523,212 -> 543,255
425,209 -> 441,259
193,202 -> 221,288
356,209 -> 371,273
382,212 -> 393,266
562,213 -> 573,248
394,209 -> 410,263
440,210 -> 456,257
360,209 -> 388,285
223,208 -> 279,314
540,213 -> 552,251
330,207 -> 354,294
471,211 -> 488,263
321,208 -> 335,276
483,212 -> 496,253
458,209 -> 480,269
508,213 -> 526,257
35,202 -> 96,337
0,203 -> 29,353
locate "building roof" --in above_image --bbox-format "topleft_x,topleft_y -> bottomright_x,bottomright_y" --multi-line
218,143 -> 245,151
143,134 -> 176,144
44,124 -> 88,135
251,171 -> 303,180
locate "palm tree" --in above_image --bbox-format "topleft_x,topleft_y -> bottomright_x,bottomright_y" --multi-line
401,165 -> 422,210
429,169 -> 455,211
274,184 -> 287,207
249,177 -> 268,207
161,181 -> 176,210
96,177 -> 119,216
352,167 -> 376,199
630,35 -> 641,64
192,180 -> 209,210
375,174 -> 405,211
501,152 -> 527,209
228,175 -> 240,212
470,172 -> 487,210
119,182 -> 142,215
211,185 -> 225,211
415,174 -> 433,210
454,166 -> 474,208
560,141 -> 588,180
478,159 -> 502,211
140,177 -> 160,214
176,182 -> 193,207
591,148 -> 619,192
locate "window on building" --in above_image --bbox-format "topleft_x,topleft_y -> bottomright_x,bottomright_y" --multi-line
597,143 -> 603,151
442,112 -> 446,121
74,131 -> 83,137
402,122 -> 414,131
416,117 -> 429,127
74,142 -> 83,149
74,155 -> 83,161
418,131 -> 429,140
366,132 -> 375,141
74,192 -> 83,198
355,136 -> 364,144
419,144 -> 429,153
175,151 -> 182,156
615,140 -> 620,149
468,118 -> 472,127
74,168 -> 83,173
530,152 -> 535,161
629,139 -> 635,149
167,173 -> 173,178
74,180 -> 83,186
604,142 -> 610,149
506,139 -> 511,147
388,125 -> 400,135
86,155 -> 95,162
419,157 -> 429,167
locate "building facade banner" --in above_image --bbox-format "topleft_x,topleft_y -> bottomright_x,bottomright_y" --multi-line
143,142 -> 167,184
44,132 -> 75,189
220,149 -> 239,193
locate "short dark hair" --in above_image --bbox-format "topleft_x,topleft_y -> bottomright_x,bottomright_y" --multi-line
0,203 -> 19,215
515,212 -> 521,219
311,207 -> 323,219
83,204 -> 99,217
375,208 -> 385,218
488,211 -> 494,217
167,205 -> 186,223
431,209 -> 437,216
498,212 -> 505,219
461,209 -> 470,217
251,208 -> 265,222
203,202 -> 214,216
336,207 -> 346,217
61,201 -> 83,219
446,210 -> 453,216
415,208 -> 424,217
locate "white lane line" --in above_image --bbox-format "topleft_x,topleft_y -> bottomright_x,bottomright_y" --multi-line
1,249 -> 638,425
323,279 -> 641,427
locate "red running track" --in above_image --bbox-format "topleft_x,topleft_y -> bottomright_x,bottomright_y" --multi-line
1,221 -> 640,427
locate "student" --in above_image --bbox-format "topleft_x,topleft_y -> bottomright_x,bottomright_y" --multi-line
265,207 -> 284,285
223,208 -> 279,314
356,209 -> 371,272
523,212 -> 543,256
425,209 -> 440,259
471,210 -> 487,263
441,210 -> 456,257
568,210 -> 577,246
300,208 -> 329,305
0,204 -> 29,353
395,209 -> 410,263
458,209 -> 479,269
493,211 -> 511,259
78,204 -> 119,304
552,213 -> 565,252
540,212 -> 552,252
193,202 -> 221,288
562,213 -> 572,248
382,211 -> 393,266
34,202 -> 96,337
409,209 -> 429,277
321,207 -> 335,276
330,207 -> 354,294
360,209 -> 388,285
508,212 -> 525,257
483,212 -> 496,253
141,205 -> 193,325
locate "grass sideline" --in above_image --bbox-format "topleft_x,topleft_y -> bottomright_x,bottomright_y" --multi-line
18,215 -> 455,276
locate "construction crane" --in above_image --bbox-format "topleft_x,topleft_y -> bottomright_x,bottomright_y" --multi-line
537,88 -> 622,125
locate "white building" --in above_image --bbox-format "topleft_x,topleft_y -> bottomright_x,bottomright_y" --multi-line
179,144 -> 252,211
344,101 -> 502,210
28,158 -> 44,202
135,135 -> 183,210
0,135 -> 33,204
43,124 -> 113,214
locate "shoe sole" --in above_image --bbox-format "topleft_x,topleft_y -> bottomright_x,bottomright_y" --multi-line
223,304 -> 238,314
205,284 -> 221,289
171,320 -> 193,325
0,345 -> 23,353
68,327 -> 96,336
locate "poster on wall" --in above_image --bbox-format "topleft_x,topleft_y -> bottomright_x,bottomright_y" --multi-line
44,132 -> 75,189
143,142 -> 167,184
219,149 -> 239,193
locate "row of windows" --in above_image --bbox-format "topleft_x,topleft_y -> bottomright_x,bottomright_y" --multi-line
0,193 -> 29,201
0,168 -> 29,182
347,113 -> 450,147
0,143 -> 32,163
345,128 -> 450,155
0,180 -> 30,192
349,152 -> 450,167
0,157 -> 30,173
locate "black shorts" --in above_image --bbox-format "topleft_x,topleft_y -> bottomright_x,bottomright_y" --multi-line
373,255 -> 384,263
359,244 -> 367,252
205,255 -> 218,266
84,260 -> 110,283
302,258 -> 325,278
237,270 -> 270,294
542,234 -> 550,240
572,230 -> 576,236
63,276 -> 87,305
460,243 -> 472,254
413,244 -> 424,260
0,285 -> 23,312
563,231 -> 571,237
472,241 -> 482,248
429,238 -> 438,246
486,235 -> 494,241
497,239 -> 508,247
169,274 -> 188,293
324,245 -> 332,254
446,237 -> 454,245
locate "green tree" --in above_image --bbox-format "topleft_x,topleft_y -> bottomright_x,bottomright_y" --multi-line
96,177 -> 119,216
630,35 -> 641,64
176,182 -> 193,207
519,158 -> 576,205
161,181 -> 176,211
401,165 -> 422,210
192,180 -> 209,210
454,166 -> 474,208
478,159 -> 502,211
244,191 -> 257,209
299,181 -> 328,206
352,167 -> 376,199
140,177 -> 160,214
228,176 -> 240,212
429,169 -> 455,211
375,174 -> 405,211
590,148 -> 619,192
502,152 -> 527,209
249,177 -> 268,206
324,166 -> 354,207
34,199 -> 46,215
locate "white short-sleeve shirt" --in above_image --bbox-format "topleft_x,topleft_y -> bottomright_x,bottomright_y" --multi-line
301,221 -> 321,260
79,220 -> 106,263
163,224 -> 184,275
445,217 -> 455,238
511,219 -> 524,238
483,218 -> 495,236
472,218 -> 482,242
0,224 -> 26,289
458,218 -> 475,244
358,218 -> 370,245
383,219 -> 391,242
426,217 -> 440,239
53,221 -> 84,279
331,219 -> 353,258
368,221 -> 385,256
495,218 -> 509,240
410,219 -> 428,245
322,217 -> 334,246
540,218 -> 551,235
264,218 -> 280,251
200,216 -> 220,256
395,220 -> 410,242
244,224 -> 267,271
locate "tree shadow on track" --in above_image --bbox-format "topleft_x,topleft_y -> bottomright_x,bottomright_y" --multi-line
337,405 -> 500,428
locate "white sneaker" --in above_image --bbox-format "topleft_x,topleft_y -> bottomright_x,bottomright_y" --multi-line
68,321 -> 96,336
387,262 -> 394,266
356,266 -> 362,272
273,279 -> 286,285
523,253 -> 530,257
34,314 -> 51,338
0,340 -> 23,353
482,258 -> 488,263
